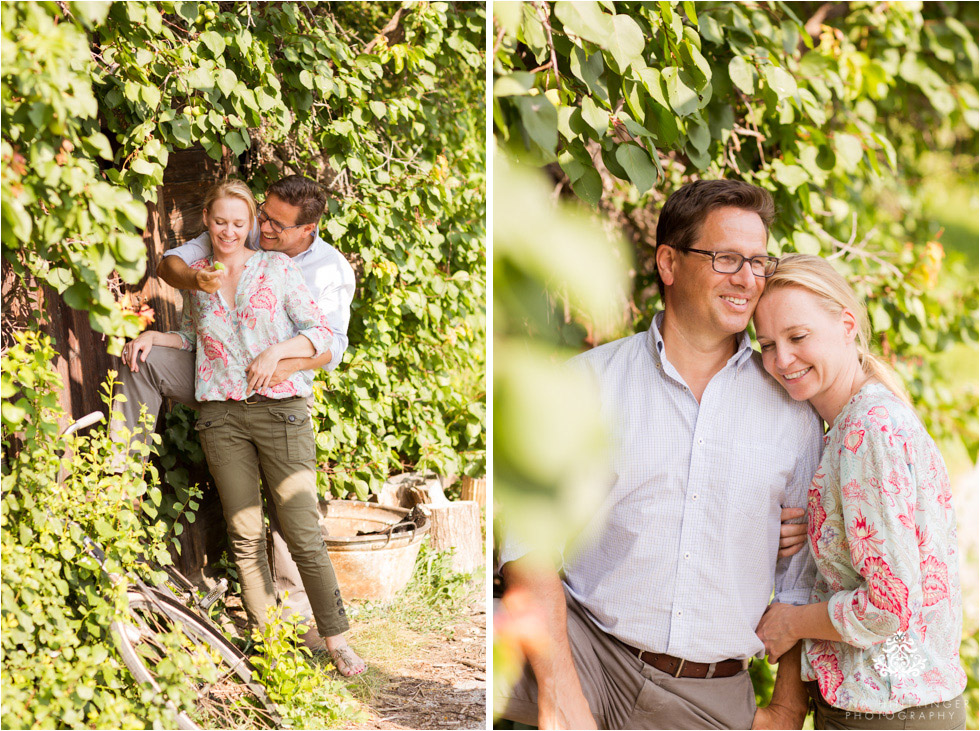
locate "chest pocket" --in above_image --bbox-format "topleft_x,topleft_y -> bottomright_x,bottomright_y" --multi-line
723,445 -> 794,519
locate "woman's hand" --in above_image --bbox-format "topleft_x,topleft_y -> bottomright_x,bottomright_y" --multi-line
756,602 -> 801,662
246,344 -> 283,394
122,331 -> 158,373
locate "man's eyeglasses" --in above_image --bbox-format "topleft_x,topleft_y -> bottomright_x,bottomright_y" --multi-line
257,204 -> 307,235
665,245 -> 780,278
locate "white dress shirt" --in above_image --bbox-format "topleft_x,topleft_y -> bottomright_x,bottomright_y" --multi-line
163,226 -> 355,371
501,312 -> 823,662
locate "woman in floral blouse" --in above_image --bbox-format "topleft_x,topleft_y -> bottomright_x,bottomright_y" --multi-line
752,254 -> 965,729
124,179 -> 365,676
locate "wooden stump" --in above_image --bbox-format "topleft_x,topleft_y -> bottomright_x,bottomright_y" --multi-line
421,500 -> 483,575
460,476 -> 486,506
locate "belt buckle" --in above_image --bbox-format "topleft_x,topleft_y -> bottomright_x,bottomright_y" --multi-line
244,394 -> 260,404
673,658 -> 686,678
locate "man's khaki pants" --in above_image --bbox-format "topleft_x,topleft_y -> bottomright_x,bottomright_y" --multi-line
109,346 -> 327,645
494,585 -> 758,730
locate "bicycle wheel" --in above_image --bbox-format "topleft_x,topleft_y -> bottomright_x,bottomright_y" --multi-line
112,588 -> 280,730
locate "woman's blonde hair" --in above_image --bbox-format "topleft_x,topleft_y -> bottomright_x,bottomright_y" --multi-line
202,178 -> 257,228
763,254 -> 911,407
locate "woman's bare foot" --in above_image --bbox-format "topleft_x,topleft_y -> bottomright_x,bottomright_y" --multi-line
323,635 -> 366,677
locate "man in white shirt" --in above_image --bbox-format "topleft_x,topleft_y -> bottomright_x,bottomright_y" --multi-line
114,175 -> 362,673
496,180 -> 822,729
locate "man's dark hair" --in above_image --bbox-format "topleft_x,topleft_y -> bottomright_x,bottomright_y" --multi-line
266,174 -> 327,226
654,179 -> 775,299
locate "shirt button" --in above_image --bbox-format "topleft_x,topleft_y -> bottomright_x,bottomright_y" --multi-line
692,494 -> 698,501
697,438 -> 704,445
684,552 -> 691,560
676,610 -> 683,617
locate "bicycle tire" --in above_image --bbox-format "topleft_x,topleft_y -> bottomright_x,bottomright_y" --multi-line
112,588 -> 281,730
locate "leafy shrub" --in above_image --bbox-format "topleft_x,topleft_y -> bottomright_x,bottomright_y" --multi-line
1,331 -> 191,728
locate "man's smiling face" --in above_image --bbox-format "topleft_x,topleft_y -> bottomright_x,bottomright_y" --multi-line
666,206 -> 769,339
258,194 -> 316,258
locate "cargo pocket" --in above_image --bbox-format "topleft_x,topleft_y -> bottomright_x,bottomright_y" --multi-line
194,412 -> 231,466
270,406 -> 315,463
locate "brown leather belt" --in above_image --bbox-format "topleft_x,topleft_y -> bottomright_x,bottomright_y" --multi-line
621,643 -> 746,679
241,394 -> 302,404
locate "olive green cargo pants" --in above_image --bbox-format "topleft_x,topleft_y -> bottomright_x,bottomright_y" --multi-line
196,396 -> 349,638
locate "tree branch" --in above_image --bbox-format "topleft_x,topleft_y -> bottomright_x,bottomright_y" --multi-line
798,2 -> 851,53
362,7 -> 410,55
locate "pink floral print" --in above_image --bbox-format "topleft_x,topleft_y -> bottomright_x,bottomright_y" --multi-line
801,383 -> 965,713
172,251 -> 332,402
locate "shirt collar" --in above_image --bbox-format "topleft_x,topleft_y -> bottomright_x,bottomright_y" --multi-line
646,310 -> 754,369
292,228 -> 325,261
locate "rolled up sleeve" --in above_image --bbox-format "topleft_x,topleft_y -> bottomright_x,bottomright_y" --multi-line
284,259 -> 333,357
826,431 -> 921,649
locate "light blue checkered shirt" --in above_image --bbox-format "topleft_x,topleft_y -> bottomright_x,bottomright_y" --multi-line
501,313 -> 822,663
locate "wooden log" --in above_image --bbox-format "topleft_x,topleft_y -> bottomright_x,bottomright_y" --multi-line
460,476 -> 486,506
420,500 -> 483,575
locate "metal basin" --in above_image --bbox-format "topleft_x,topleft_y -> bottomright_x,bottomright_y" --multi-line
318,500 -> 429,602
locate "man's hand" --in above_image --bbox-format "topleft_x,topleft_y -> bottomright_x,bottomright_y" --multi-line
122,331 -> 158,373
756,602 -> 801,662
501,561 -> 597,730
194,266 -> 225,294
751,702 -> 807,730
777,507 -> 807,558
246,344 -> 283,394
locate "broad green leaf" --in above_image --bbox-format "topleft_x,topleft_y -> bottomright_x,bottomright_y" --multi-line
570,47 -> 608,102
772,160 -> 809,193
728,56 -> 755,95
835,133 -> 864,172
186,67 -> 214,90
687,118 -> 710,153
216,69 -> 237,97
571,167 -> 603,206
698,13 -> 724,44
870,303 -> 891,332
615,143 -> 658,193
517,95 -> 559,155
792,231 -> 822,255
763,65 -> 798,100
580,96 -> 609,137
224,129 -> 249,156
554,1 -> 613,46
645,100 -> 678,147
680,40 -> 711,91
494,73 -> 536,97
200,30 -> 226,56
607,14 -> 645,71
662,67 -> 698,117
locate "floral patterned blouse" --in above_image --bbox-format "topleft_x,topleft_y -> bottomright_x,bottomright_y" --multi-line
801,382 -> 965,713
171,251 -> 333,402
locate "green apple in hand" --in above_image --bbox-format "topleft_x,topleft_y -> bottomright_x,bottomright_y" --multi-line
213,262 -> 226,271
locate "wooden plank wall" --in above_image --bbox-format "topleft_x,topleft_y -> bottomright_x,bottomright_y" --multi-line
3,147 -> 235,580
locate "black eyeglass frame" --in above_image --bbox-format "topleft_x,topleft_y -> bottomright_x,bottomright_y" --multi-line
257,203 -> 309,235
663,244 -> 780,278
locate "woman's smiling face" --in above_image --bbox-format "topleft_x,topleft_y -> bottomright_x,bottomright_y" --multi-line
754,285 -> 856,405
204,196 -> 252,256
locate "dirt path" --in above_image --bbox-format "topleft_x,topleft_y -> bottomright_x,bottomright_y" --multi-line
349,582 -> 487,730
